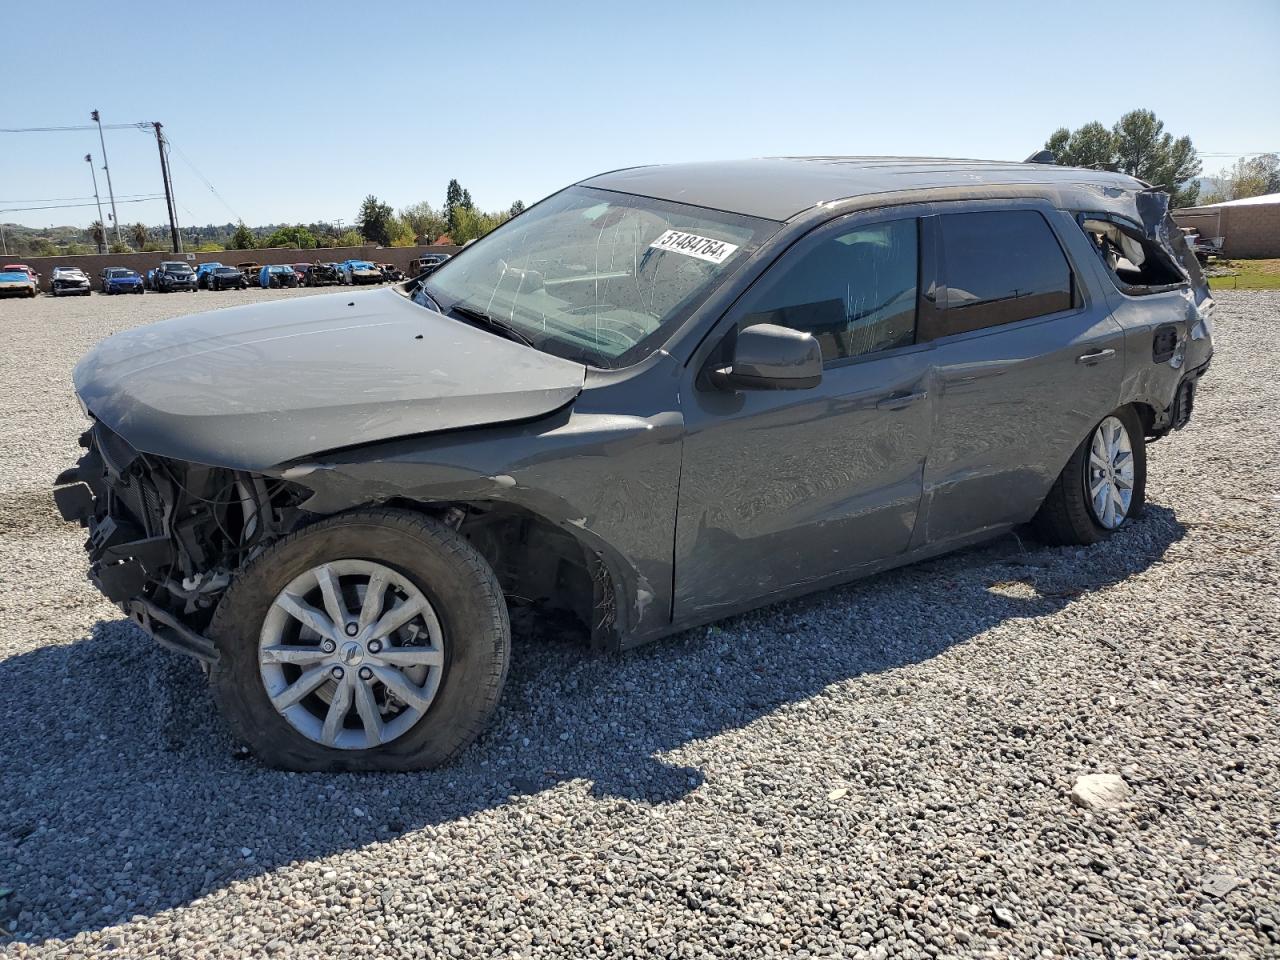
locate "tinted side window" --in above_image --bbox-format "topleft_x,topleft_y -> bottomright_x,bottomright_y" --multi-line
739,218 -> 918,362
934,210 -> 1073,337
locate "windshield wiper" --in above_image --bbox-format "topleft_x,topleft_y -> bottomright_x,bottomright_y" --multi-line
449,303 -> 536,348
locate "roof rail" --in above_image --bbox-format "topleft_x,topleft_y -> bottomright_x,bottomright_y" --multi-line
1024,150 -> 1056,165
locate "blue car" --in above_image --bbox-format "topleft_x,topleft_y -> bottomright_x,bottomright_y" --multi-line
194,262 -> 225,289
101,267 -> 145,295
258,264 -> 299,289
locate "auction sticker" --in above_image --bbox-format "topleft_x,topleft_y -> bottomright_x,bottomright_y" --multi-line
649,230 -> 739,264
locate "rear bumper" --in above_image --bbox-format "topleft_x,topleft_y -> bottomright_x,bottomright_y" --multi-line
1171,357 -> 1210,431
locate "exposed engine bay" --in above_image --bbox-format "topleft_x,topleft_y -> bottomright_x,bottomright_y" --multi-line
54,420 -> 310,660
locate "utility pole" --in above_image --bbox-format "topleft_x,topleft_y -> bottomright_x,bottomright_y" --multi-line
0,221 -> 7,257
84,153 -> 107,253
152,122 -> 182,253
90,110 -> 123,246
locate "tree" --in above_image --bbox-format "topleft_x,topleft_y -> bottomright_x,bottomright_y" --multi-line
262,225 -> 318,249
444,179 -> 474,237
88,220 -> 105,252
228,221 -> 256,250
450,205 -> 511,244
388,216 -> 417,247
335,229 -> 364,248
1111,109 -> 1201,207
1044,122 -> 1115,169
399,201 -> 448,243
357,194 -> 394,246
1207,153 -> 1280,203
130,222 -> 149,251
1045,109 -> 1201,206
509,200 -> 526,217
108,240 -> 131,254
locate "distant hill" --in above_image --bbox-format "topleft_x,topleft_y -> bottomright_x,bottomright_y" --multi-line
1,220 -> 344,259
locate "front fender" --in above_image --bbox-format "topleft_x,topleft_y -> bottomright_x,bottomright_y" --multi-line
278,404 -> 685,643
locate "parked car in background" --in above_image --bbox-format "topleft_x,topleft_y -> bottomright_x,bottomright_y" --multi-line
302,262 -> 340,286
291,263 -> 311,285
50,266 -> 92,297
154,261 -> 198,292
208,266 -> 248,291
0,266 -> 37,298
339,259 -> 382,285
409,253 -> 450,275
259,264 -> 300,289
378,263 -> 406,282
195,262 -> 226,289
236,262 -> 261,286
5,263 -> 40,288
101,267 -> 145,295
54,156 -> 1214,772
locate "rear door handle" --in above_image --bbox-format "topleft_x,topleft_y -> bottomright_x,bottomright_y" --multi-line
1076,348 -> 1116,365
876,390 -> 928,411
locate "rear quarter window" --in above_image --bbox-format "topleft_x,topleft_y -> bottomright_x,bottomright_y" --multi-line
926,210 -> 1074,338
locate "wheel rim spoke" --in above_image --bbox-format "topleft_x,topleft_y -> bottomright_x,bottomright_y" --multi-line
271,666 -> 330,710
260,644 -> 329,665
320,677 -> 353,746
352,678 -> 385,747
368,596 -> 426,641
275,592 -> 338,641
371,665 -> 431,709
357,570 -> 389,631
377,646 -> 445,668
314,564 -> 349,630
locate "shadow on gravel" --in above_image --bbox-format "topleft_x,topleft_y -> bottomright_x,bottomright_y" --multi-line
0,507 -> 1185,944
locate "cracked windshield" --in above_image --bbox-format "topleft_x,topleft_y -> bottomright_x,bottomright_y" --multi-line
416,186 -> 775,367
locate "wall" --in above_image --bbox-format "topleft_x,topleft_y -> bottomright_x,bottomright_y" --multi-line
1173,204 -> 1280,259
3,245 -> 460,291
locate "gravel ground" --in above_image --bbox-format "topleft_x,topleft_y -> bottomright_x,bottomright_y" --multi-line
0,289 -> 1276,959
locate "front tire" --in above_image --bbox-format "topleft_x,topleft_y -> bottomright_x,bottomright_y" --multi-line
1032,405 -> 1146,545
209,508 -> 510,772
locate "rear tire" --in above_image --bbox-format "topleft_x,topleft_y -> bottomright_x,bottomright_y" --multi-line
1032,405 -> 1146,546
209,508 -> 510,772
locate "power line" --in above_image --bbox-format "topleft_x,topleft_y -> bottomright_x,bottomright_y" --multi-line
0,123 -> 149,133
0,196 -> 165,214
162,133 -> 242,222
0,193 -> 160,204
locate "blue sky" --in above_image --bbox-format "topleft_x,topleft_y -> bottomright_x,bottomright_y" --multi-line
3,0 -> 1278,231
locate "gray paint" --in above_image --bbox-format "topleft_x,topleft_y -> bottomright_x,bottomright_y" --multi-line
583,156 -> 1143,221
66,158 -> 1214,650
75,288 -> 586,471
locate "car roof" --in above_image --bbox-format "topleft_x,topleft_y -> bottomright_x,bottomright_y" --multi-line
580,156 -> 1144,221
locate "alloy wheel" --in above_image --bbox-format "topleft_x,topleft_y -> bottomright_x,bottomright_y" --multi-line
258,559 -> 446,750
1085,415 -> 1135,529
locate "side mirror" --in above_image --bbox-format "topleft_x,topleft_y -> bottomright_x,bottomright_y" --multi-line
709,323 -> 823,391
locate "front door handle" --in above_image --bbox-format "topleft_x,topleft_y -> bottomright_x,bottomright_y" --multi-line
1076,348 -> 1116,365
876,390 -> 928,411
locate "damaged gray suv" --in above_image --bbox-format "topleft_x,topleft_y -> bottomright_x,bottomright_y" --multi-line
56,157 -> 1214,770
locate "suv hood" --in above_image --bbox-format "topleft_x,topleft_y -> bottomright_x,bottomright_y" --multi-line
74,288 -> 586,471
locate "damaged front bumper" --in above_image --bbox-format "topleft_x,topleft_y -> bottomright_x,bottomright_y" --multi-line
54,418 -> 308,663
